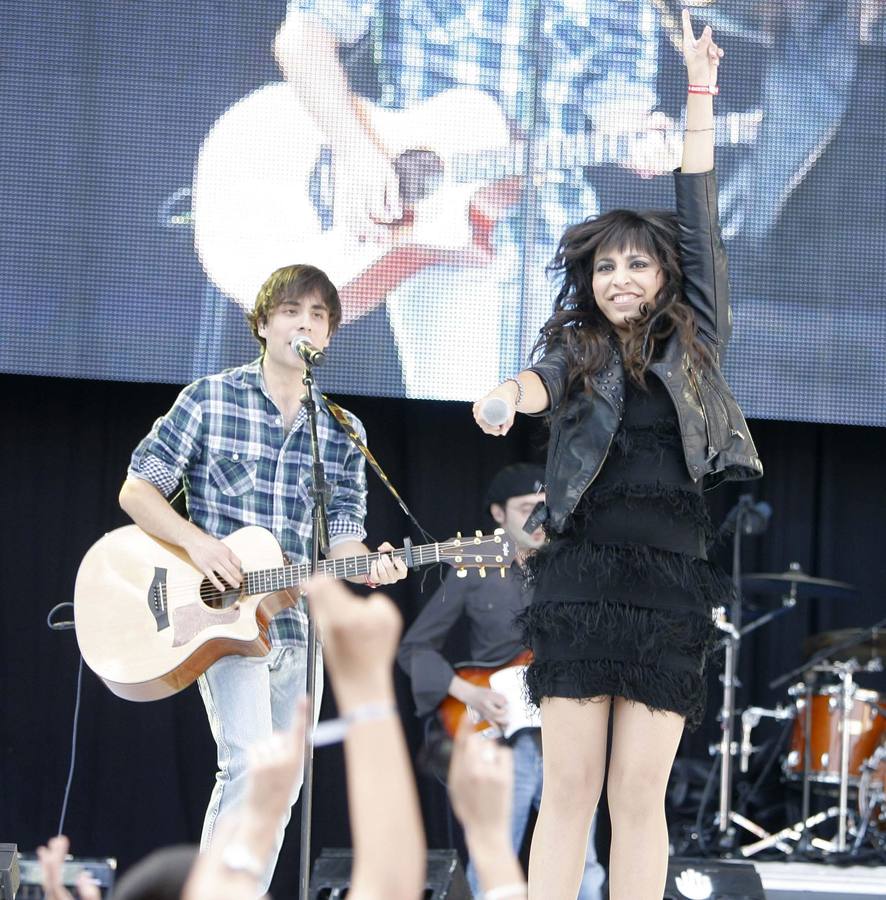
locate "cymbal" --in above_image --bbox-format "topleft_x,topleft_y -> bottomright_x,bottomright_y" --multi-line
741,568 -> 858,601
804,628 -> 886,664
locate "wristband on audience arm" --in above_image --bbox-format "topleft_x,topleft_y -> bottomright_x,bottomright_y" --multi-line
311,702 -> 398,747
482,884 -> 528,900
221,844 -> 265,880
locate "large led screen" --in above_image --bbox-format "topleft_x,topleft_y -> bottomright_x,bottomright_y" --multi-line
2,1 -> 884,425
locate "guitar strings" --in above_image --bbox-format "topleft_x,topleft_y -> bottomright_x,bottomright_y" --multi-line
157,539 -> 503,606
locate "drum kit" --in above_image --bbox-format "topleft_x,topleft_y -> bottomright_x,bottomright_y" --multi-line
710,561 -> 886,860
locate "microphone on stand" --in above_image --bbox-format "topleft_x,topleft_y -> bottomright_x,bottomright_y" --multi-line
717,495 -> 772,538
290,336 -> 327,367
739,710 -> 755,773
479,397 -> 511,426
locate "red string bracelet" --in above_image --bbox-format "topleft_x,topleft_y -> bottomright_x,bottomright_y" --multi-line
688,83 -> 719,95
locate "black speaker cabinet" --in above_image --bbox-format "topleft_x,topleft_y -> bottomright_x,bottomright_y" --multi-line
665,857 -> 765,900
309,847 -> 472,899
13,853 -> 116,899
0,845 -> 20,900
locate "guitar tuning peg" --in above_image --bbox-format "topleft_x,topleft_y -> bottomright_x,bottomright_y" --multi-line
456,568 -> 468,579
494,528 -> 504,536
475,530 -> 482,538
456,531 -> 462,539
479,566 -> 486,578
500,567 -> 506,578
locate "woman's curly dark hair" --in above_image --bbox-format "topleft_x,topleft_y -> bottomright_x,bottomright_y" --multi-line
534,207 -> 713,394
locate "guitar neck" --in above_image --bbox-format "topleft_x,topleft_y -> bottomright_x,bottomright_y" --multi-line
242,543 -> 442,594
448,110 -> 762,183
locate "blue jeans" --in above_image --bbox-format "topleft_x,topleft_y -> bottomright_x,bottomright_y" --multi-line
197,645 -> 322,895
466,730 -> 605,900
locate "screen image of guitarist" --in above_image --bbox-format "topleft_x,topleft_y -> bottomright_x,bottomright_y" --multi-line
397,463 -> 606,899
192,0 -> 678,399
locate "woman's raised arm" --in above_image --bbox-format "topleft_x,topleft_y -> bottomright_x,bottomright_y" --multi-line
681,9 -> 723,174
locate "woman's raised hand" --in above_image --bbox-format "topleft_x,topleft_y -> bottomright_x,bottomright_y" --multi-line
682,9 -> 724,89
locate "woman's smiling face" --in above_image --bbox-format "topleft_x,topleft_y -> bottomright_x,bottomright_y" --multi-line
592,246 -> 665,331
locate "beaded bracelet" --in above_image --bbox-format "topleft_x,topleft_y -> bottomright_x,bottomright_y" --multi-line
688,83 -> 719,95
501,377 -> 524,408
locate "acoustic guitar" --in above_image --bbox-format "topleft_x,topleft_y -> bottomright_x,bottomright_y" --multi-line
74,525 -> 514,702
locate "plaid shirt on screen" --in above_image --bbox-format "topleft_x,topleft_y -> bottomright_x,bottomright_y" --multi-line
128,358 -> 368,646
292,0 -> 659,246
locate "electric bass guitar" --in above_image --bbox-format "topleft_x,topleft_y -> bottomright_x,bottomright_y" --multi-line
437,650 -> 538,739
74,525 -> 514,702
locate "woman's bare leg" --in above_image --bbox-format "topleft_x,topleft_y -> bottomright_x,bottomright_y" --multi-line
606,698 -> 685,900
527,696 -> 610,900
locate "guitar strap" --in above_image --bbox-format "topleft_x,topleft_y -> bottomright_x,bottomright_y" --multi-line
323,395 -> 434,542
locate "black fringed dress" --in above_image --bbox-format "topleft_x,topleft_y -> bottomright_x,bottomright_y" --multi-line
518,374 -> 726,730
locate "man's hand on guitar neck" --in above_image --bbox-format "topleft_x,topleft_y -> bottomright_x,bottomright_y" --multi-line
449,677 -> 510,727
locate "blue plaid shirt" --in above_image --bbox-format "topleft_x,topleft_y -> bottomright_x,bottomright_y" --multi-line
128,358 -> 368,646
291,0 -> 659,246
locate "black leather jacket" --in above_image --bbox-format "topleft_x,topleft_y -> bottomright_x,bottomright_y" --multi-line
527,170 -> 763,535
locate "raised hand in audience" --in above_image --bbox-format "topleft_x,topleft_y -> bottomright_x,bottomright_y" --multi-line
304,575 -> 425,900
448,719 -> 526,899
37,835 -> 101,900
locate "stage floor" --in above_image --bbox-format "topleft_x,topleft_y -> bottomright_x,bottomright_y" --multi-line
756,860 -> 886,898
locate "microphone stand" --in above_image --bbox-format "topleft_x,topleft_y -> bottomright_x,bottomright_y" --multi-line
298,358 -> 330,900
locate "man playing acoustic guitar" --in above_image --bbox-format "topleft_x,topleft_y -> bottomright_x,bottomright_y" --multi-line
118,263 -> 408,895
397,463 -> 605,898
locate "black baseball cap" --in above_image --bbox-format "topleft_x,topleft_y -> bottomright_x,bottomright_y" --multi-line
484,462 -> 545,509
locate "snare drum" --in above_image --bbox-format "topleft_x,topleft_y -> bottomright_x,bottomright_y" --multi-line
784,685 -> 885,784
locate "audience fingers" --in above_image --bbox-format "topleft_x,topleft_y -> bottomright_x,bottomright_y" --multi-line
75,872 -> 102,900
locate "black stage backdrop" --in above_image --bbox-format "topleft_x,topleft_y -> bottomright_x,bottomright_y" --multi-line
1,371 -> 885,898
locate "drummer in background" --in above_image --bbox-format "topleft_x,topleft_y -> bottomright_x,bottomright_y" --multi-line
397,463 -> 606,899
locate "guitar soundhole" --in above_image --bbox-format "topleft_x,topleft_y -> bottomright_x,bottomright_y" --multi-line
201,580 -> 242,610
393,149 -> 444,205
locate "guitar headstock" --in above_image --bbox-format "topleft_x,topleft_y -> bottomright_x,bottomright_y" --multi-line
438,529 -> 516,578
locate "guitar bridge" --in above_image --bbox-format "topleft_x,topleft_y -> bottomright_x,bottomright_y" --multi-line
148,568 -> 169,632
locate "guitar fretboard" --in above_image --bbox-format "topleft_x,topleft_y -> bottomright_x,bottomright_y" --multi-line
447,110 -> 762,184
241,542 -> 448,595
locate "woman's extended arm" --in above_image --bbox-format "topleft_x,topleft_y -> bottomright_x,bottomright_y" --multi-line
472,370 -> 550,436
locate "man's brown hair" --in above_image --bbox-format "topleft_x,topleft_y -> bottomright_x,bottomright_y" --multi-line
247,264 -> 342,349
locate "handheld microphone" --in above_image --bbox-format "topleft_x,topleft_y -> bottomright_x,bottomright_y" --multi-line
479,397 -> 511,426
290,336 -> 326,367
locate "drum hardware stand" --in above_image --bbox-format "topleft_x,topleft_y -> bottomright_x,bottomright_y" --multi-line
737,807 -> 841,857
738,662 -> 862,857
768,617 -> 886,859
854,745 -> 886,854
712,497 -> 772,846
